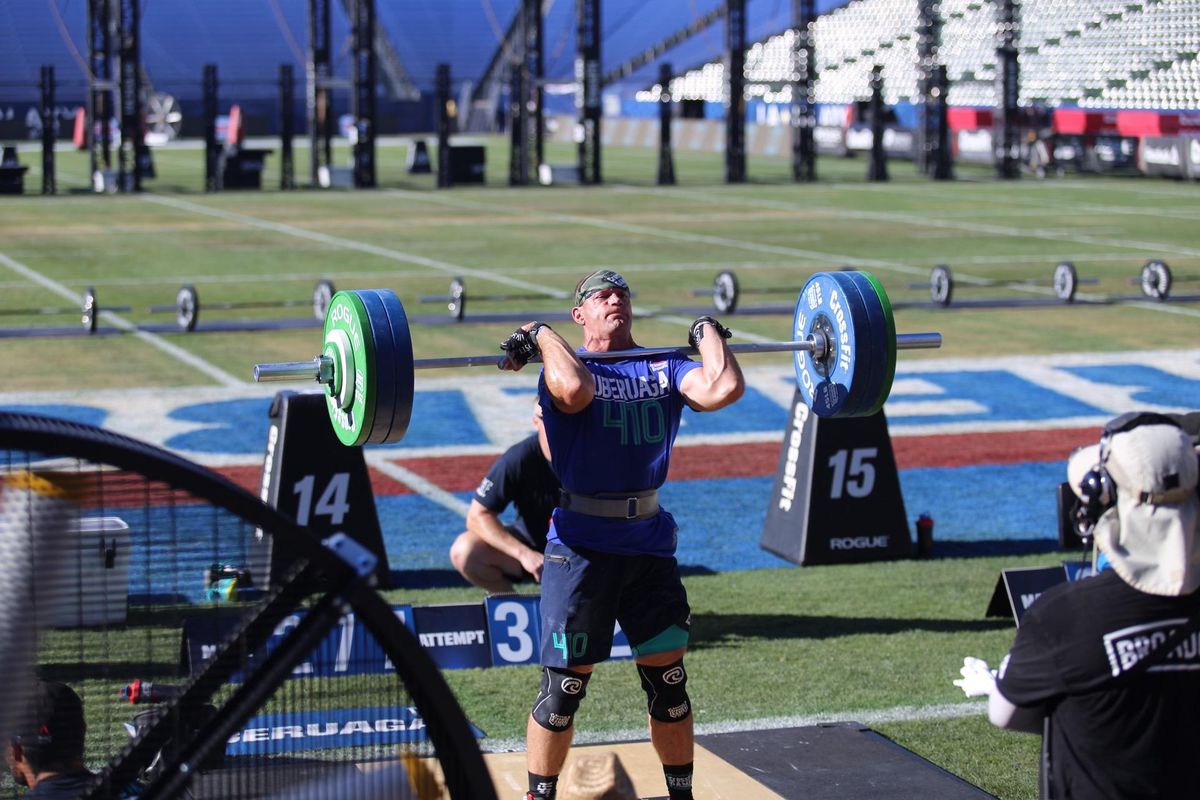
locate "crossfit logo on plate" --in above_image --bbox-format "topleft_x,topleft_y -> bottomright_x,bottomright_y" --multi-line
806,282 -> 823,309
827,290 -> 852,373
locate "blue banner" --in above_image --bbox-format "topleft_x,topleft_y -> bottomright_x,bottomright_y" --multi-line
183,605 -> 414,681
183,599 -> 631,678
225,705 -> 485,756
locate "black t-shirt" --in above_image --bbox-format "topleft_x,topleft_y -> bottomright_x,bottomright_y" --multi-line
996,569 -> 1200,799
474,433 -> 559,550
26,770 -> 140,798
26,771 -> 93,799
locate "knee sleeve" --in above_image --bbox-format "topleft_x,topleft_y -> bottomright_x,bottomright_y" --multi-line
531,667 -> 590,732
638,659 -> 691,723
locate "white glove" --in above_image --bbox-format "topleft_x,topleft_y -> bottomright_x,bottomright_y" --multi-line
953,656 -> 997,698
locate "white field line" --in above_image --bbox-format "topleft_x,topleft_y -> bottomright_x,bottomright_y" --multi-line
1,251 -> 1153,291
626,185 -> 1200,260
384,188 -> 931,278
480,700 -> 987,753
389,187 -> 1194,312
801,178 -> 1200,221
136,193 -> 780,340
987,180 -> 1200,204
139,193 -> 572,300
365,453 -> 471,517
0,251 -> 242,387
590,185 -> 1200,315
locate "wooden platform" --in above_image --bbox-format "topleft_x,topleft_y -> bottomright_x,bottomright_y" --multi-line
485,722 -> 995,799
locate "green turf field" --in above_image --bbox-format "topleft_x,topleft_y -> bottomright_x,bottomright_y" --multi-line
2,137 -> 1198,798
2,136 -> 1198,391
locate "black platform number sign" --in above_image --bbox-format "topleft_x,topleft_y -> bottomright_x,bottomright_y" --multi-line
254,391 -> 390,587
761,388 -> 911,565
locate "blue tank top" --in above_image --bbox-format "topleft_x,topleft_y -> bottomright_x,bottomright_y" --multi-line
539,350 -> 699,556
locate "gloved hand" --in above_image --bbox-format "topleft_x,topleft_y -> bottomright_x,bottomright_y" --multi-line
953,656 -> 997,698
688,316 -> 732,350
500,323 -> 544,368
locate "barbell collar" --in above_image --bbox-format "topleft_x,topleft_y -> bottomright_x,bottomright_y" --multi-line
252,332 -> 941,384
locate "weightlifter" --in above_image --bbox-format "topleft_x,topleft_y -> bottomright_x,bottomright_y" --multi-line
449,403 -> 560,594
500,269 -> 744,800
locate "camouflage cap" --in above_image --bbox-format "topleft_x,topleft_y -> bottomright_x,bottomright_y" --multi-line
574,270 -> 631,307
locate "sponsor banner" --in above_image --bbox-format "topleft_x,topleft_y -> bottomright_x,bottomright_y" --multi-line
985,565 -> 1068,625
844,125 -> 916,159
183,605 -> 416,681
956,128 -> 993,163
225,705 -> 485,756
184,598 -> 630,678
1184,136 -> 1200,180
411,602 -> 491,669
1093,136 -> 1139,171
1140,136 -> 1185,177
814,125 -> 845,155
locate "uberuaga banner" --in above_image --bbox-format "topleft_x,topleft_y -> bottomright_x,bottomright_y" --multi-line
1140,135 -> 1187,178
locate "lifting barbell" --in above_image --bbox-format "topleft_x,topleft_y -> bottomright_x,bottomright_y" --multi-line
147,280 -> 336,332
252,271 -> 942,447
911,262 -> 1096,306
0,287 -> 130,334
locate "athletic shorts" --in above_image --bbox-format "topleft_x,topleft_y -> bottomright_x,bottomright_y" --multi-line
539,540 -> 690,667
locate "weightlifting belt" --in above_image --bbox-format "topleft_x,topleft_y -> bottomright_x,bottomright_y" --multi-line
559,489 -> 659,520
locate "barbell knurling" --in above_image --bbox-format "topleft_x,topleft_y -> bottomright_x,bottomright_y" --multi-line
252,333 -> 942,383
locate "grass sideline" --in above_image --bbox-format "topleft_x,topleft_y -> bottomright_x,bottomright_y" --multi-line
3,138 -> 1197,798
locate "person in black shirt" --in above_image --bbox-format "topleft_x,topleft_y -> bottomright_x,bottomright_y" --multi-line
449,404 -> 560,594
7,680 -> 96,798
954,413 -> 1200,799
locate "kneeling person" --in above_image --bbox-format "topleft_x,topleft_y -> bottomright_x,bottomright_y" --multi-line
449,405 -> 560,594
